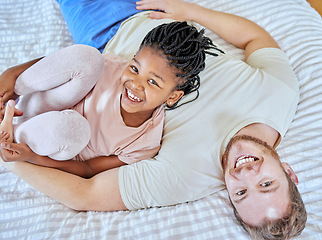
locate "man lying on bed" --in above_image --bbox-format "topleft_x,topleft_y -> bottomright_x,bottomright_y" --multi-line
0,0 -> 306,239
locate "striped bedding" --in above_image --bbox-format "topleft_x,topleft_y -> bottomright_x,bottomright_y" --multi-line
0,0 -> 322,239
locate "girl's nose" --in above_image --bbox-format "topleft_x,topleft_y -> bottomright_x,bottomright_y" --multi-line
130,78 -> 144,91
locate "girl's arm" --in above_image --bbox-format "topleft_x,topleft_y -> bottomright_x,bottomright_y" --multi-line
0,142 -> 126,178
136,0 -> 279,59
0,57 -> 43,103
0,57 -> 43,119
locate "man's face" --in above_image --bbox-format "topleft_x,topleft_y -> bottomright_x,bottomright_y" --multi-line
222,135 -> 294,226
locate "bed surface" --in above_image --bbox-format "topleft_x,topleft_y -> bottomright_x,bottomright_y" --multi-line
1,0 -> 322,239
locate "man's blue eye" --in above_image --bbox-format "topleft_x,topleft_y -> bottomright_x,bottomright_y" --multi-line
237,189 -> 246,196
260,181 -> 272,187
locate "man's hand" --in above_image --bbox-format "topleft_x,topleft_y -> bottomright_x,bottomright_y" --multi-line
139,0 -> 279,59
136,0 -> 192,21
0,142 -> 37,163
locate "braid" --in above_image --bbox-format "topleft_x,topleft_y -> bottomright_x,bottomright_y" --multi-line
140,21 -> 224,109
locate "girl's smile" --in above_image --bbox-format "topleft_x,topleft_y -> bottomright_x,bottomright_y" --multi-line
119,46 -> 183,127
125,88 -> 143,103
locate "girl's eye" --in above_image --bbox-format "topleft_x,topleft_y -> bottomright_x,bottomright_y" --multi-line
260,181 -> 272,187
148,79 -> 160,87
236,189 -> 246,196
130,65 -> 138,73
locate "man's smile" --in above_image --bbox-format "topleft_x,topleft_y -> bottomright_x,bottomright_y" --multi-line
235,155 -> 259,168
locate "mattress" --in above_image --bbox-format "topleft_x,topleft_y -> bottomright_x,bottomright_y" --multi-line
0,0 -> 322,239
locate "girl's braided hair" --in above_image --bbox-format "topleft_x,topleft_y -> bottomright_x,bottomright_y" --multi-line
139,21 -> 224,109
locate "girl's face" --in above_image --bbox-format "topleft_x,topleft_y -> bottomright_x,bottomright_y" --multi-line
120,46 -> 184,118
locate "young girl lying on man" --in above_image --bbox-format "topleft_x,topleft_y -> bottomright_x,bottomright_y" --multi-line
0,21 -> 221,178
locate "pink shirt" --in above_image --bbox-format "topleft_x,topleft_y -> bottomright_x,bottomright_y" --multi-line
72,53 -> 164,164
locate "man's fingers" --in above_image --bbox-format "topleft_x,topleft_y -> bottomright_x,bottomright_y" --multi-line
136,1 -> 169,19
1,142 -> 19,152
136,0 -> 166,11
0,142 -> 20,162
148,11 -> 169,19
0,144 -> 9,161
0,147 -> 6,161
0,131 -> 10,141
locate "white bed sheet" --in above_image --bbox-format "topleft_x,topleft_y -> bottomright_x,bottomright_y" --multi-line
0,0 -> 322,239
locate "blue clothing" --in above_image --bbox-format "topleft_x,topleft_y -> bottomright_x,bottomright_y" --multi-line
56,0 -> 141,52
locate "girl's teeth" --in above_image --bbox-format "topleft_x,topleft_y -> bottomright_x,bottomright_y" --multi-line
127,89 -> 142,102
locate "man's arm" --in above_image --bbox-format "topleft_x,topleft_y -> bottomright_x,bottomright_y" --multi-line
0,158 -> 127,211
136,0 -> 279,59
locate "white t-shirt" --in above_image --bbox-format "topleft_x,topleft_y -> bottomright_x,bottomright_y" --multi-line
104,12 -> 299,210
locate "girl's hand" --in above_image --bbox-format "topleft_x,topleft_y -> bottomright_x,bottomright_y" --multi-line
0,69 -> 19,105
0,57 -> 43,116
0,68 -> 22,120
0,142 -> 37,163
136,0 -> 193,21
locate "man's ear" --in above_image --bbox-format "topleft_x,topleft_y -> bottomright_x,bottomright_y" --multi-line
281,162 -> 299,185
166,90 -> 184,107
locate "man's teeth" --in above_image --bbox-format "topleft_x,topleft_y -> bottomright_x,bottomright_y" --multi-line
236,156 -> 257,168
127,89 -> 142,102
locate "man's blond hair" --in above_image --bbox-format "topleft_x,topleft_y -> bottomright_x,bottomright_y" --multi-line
231,171 -> 307,240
